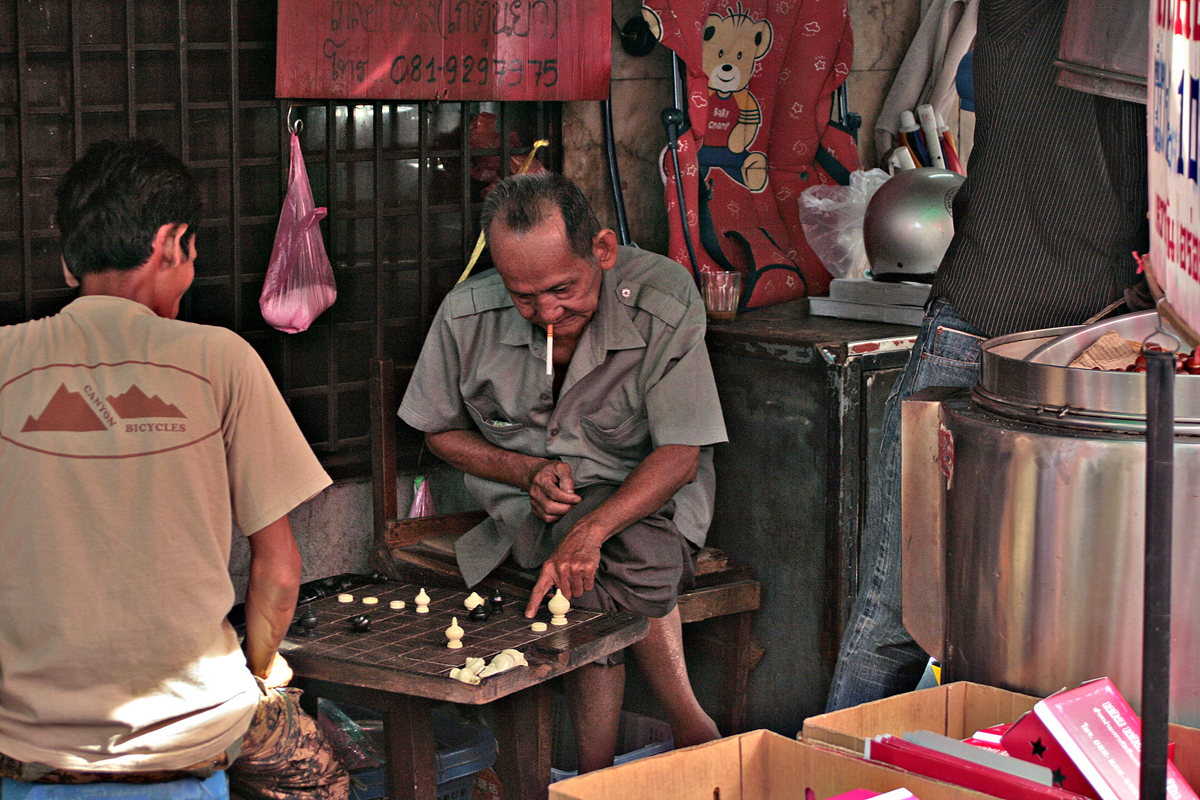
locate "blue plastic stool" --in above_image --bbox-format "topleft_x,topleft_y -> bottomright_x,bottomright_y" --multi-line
1,771 -> 228,799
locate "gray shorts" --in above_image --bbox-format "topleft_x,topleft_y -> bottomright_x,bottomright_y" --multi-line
510,483 -> 696,620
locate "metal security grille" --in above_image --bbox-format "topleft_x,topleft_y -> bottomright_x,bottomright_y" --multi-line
0,1 -> 561,477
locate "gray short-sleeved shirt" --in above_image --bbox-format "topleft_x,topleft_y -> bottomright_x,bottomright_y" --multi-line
399,247 -> 727,586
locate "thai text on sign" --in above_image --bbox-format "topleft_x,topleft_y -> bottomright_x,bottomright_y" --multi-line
1151,0 -> 1200,330
276,0 -> 612,101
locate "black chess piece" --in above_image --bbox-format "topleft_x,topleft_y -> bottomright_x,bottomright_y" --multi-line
489,588 -> 504,615
469,604 -> 489,622
299,607 -> 319,636
350,614 -> 372,633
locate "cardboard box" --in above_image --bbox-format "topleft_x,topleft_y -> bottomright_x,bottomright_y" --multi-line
801,681 -> 1200,793
549,729 -> 1000,800
803,683 -> 1040,756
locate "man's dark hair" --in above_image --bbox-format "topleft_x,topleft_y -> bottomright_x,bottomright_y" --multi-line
480,173 -> 601,262
55,139 -> 201,280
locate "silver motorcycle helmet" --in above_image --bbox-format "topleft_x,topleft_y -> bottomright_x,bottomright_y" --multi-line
863,167 -> 964,283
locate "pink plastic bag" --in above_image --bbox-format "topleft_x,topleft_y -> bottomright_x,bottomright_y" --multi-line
407,476 -> 436,519
260,132 -> 336,333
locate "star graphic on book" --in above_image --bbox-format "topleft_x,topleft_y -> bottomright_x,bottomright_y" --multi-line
1031,738 -> 1048,758
1051,766 -> 1068,787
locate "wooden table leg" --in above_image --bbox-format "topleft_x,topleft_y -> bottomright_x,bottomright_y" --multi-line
378,693 -> 438,800
492,684 -> 552,800
718,610 -> 753,735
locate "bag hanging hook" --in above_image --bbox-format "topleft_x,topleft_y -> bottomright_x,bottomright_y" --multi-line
287,104 -> 304,136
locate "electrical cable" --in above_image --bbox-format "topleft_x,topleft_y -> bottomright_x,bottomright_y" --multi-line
662,54 -> 700,279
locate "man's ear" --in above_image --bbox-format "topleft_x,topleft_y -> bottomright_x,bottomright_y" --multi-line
592,228 -> 619,271
151,223 -> 189,268
61,258 -> 79,289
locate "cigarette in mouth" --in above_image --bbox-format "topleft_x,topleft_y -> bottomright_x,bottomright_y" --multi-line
545,324 -> 554,376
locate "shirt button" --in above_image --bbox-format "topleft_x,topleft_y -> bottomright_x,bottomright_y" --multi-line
549,427 -> 559,436
540,393 -> 551,401
620,288 -> 631,298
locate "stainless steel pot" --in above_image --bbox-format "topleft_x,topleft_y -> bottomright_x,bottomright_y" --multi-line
902,316 -> 1200,724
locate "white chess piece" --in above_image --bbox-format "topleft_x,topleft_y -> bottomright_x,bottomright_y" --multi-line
478,652 -> 513,678
449,667 -> 480,685
499,648 -> 527,667
548,589 -> 570,626
464,591 -> 485,610
445,617 -> 464,649
478,648 -> 528,677
415,587 -> 430,614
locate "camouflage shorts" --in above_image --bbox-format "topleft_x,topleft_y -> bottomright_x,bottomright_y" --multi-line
0,686 -> 349,800
228,686 -> 350,800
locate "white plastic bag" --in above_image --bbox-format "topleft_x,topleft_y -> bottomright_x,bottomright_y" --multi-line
260,132 -> 336,333
798,169 -> 891,280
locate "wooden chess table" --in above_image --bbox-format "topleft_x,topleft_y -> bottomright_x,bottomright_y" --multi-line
280,577 -> 649,800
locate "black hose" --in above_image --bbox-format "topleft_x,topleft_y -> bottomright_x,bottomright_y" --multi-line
663,54 -> 700,280
1141,347 -> 1174,800
601,99 -> 631,246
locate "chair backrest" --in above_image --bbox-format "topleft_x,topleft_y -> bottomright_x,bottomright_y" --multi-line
369,357 -> 403,543
369,358 -> 487,553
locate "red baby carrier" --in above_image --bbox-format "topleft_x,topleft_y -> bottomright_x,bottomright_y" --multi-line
644,0 -> 861,307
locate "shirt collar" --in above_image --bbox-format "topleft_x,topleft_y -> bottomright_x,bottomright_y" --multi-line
493,265 -> 647,355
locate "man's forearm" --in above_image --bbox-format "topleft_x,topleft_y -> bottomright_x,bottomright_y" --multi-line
242,516 -> 302,679
425,429 -> 551,491
523,443 -> 702,610
568,444 -> 700,545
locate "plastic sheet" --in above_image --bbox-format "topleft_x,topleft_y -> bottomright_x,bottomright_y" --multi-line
798,169 -> 890,280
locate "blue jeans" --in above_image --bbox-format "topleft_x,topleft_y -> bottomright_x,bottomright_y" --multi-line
825,299 -> 986,711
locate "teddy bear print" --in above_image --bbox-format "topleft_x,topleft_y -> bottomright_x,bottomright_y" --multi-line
698,4 -> 772,192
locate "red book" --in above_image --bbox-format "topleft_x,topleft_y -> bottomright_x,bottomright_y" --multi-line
1002,699 -> 1179,798
1020,678 -> 1198,800
1003,707 -> 1097,797
821,790 -> 918,800
966,723 -> 1016,756
866,735 -> 1088,800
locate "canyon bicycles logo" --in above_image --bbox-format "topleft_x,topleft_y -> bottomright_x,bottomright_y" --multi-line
1,362 -> 220,458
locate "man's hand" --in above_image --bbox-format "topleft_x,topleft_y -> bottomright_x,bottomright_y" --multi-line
242,516 -> 301,681
524,522 -> 604,617
527,459 -> 581,522
263,653 -> 294,689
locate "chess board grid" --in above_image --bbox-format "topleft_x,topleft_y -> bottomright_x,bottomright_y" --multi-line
283,582 -> 600,680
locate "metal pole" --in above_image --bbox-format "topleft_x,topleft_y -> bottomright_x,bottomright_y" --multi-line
1141,346 -> 1174,800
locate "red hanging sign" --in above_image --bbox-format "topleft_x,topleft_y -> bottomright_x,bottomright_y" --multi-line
275,0 -> 612,101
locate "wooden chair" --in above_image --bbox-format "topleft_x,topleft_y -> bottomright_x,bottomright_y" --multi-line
369,358 -> 761,734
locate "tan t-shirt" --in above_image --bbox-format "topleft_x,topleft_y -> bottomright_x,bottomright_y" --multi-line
0,296 -> 331,771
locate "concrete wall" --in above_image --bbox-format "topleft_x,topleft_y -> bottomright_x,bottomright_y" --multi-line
229,466 -> 476,601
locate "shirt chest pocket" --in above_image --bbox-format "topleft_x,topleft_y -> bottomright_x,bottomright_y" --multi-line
579,408 -> 651,460
464,396 -> 537,448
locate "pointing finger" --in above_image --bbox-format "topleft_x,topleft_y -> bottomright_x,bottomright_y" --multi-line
525,569 -> 556,618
